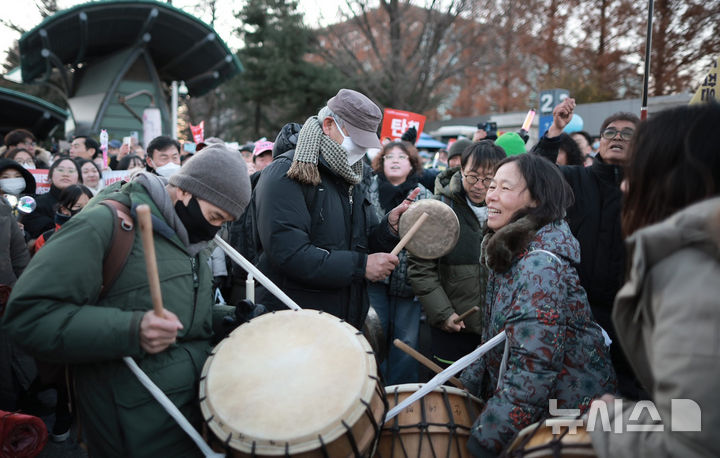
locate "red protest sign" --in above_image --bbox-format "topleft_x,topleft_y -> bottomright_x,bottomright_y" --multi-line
190,121 -> 205,144
380,109 -> 426,142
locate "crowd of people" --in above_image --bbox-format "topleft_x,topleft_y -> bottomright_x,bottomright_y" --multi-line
0,87 -> 718,457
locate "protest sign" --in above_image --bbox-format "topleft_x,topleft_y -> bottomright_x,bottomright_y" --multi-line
380,109 -> 426,142
690,56 -> 718,104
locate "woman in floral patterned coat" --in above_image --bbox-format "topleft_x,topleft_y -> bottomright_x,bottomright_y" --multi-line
460,154 -> 616,457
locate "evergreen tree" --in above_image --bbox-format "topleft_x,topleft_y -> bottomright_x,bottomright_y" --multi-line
228,0 -> 343,140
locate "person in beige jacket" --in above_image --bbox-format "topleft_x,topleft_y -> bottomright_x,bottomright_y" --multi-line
589,102 -> 720,457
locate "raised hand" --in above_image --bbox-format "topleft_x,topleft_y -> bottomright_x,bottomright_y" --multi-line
548,97 -> 576,138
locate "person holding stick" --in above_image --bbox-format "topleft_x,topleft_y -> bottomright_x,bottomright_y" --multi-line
459,153 -> 616,457
2,145 -> 250,457
253,88 -> 417,330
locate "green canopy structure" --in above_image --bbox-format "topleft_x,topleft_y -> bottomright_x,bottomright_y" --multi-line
0,87 -> 68,139
18,0 -> 242,140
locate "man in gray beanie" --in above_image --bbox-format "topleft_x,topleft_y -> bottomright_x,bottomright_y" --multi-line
3,144 -> 250,456
252,88 -> 419,329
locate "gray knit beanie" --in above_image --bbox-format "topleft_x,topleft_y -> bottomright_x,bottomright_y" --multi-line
169,144 -> 250,219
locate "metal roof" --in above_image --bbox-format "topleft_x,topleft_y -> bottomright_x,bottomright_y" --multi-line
0,87 -> 69,139
18,0 -> 242,97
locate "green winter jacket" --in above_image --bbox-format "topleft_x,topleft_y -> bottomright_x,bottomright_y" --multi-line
2,179 -> 216,457
407,168 -> 488,334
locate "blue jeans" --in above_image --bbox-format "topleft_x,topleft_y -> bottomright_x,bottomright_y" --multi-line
368,282 -> 421,385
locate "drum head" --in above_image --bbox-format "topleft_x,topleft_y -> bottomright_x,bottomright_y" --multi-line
199,310 -> 378,455
399,199 -> 459,259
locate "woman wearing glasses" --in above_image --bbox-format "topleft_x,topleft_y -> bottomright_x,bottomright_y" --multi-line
460,153 -> 616,457
367,140 -> 432,384
408,140 -> 506,370
531,98 -> 643,401
21,156 -> 81,240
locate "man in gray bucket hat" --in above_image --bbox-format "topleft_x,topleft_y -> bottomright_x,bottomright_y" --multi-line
253,88 -> 420,329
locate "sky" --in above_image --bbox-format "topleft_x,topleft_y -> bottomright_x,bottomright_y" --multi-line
0,0 -> 343,67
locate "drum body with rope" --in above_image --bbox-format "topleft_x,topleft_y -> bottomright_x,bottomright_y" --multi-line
500,418 -> 596,457
199,309 -> 387,457
376,384 -> 483,458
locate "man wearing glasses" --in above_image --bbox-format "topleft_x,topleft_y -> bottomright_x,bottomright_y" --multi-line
531,97 -> 642,401
408,140 -> 506,369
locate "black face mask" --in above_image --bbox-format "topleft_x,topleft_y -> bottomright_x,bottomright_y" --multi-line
174,196 -> 221,243
54,212 -> 72,226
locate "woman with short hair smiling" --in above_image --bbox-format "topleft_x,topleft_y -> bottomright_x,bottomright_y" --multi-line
461,153 -> 616,457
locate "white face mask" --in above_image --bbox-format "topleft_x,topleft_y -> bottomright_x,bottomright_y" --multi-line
21,163 -> 34,170
334,119 -> 367,165
154,161 -> 181,178
0,177 -> 26,195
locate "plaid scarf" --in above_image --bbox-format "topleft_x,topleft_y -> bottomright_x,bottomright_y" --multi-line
287,116 -> 363,186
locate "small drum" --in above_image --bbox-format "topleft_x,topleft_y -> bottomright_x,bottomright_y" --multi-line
199,310 -> 387,457
376,384 -> 483,458
501,418 -> 595,457
399,200 -> 459,259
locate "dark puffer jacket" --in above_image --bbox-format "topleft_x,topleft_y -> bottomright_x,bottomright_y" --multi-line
253,151 -> 397,329
21,185 -> 62,239
532,135 -> 624,341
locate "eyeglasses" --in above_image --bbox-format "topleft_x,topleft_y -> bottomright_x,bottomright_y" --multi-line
463,174 -> 493,187
384,153 -> 409,161
601,127 -> 634,141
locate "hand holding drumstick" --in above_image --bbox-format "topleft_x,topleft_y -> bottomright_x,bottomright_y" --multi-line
365,188 -> 423,282
136,205 -> 183,354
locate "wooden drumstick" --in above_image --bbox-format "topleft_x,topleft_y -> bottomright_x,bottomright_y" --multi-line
390,212 -> 429,256
453,306 -> 480,324
137,205 -> 165,317
393,339 -> 465,390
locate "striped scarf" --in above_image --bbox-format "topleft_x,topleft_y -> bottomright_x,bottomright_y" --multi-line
287,116 -> 363,185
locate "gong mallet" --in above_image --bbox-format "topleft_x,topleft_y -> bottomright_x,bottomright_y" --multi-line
393,339 -> 465,389
137,204 -> 165,317
453,306 -> 480,324
390,212 -> 429,256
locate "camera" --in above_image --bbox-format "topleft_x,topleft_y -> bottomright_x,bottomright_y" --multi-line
477,122 -> 498,140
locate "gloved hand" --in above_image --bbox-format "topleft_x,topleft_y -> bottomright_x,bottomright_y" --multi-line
217,300 -> 268,343
401,126 -> 418,144
235,299 -> 268,324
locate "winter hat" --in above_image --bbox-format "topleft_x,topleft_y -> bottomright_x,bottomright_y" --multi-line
495,132 -> 526,156
327,89 -> 382,148
448,138 -> 472,161
169,144 -> 250,219
0,158 -> 36,195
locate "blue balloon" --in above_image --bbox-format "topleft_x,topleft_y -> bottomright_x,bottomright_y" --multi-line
563,114 -> 584,133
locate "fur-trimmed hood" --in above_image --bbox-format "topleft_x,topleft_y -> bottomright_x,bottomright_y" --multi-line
482,217 -> 581,273
434,167 -> 464,203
